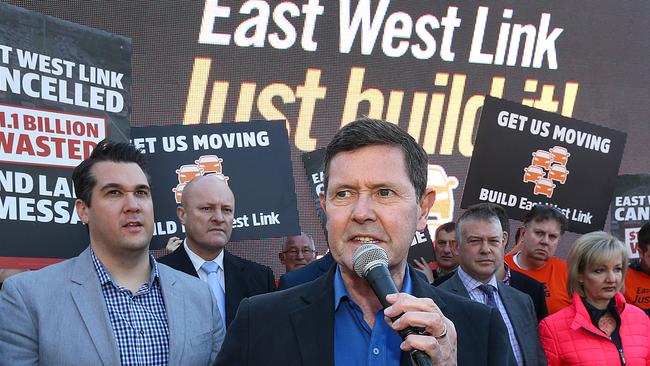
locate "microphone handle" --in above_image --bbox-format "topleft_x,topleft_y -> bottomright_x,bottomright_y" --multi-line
365,265 -> 432,366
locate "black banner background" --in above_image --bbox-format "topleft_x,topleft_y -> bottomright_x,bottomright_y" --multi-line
7,0 -> 650,276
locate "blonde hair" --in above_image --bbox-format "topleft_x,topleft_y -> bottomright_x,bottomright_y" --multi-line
567,231 -> 628,297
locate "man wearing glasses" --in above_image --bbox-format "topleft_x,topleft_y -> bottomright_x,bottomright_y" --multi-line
279,233 -> 318,273
158,175 -> 276,328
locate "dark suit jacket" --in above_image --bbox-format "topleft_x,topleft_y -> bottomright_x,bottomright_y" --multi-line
215,266 -> 515,366
277,252 -> 335,290
438,273 -> 547,366
158,246 -> 275,327
510,270 -> 549,322
435,268 -> 549,322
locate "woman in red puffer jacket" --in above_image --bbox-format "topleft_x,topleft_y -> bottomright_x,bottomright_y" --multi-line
538,231 -> 650,365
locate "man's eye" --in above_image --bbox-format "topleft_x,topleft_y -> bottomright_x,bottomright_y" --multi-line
335,191 -> 350,198
135,190 -> 149,197
107,190 -> 122,196
378,189 -> 393,197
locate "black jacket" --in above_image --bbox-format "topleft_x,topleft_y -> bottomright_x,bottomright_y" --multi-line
158,245 -> 275,327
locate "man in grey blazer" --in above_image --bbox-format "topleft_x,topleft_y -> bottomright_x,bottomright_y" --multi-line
439,204 -> 546,366
0,141 -> 225,365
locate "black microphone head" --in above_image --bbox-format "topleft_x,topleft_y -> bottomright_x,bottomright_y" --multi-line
352,244 -> 389,278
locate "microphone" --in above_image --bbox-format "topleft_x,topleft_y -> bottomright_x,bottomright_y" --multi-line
353,244 -> 432,366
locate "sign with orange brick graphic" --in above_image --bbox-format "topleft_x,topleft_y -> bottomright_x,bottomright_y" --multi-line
131,120 -> 300,248
462,97 -> 626,234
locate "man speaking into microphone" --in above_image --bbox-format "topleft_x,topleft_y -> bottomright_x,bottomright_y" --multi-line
215,118 -> 513,365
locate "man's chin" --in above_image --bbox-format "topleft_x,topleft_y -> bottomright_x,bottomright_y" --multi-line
532,253 -> 549,262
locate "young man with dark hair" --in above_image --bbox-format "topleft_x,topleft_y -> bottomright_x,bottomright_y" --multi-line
216,118 -> 514,365
624,221 -> 650,316
504,205 -> 571,314
0,140 -> 225,365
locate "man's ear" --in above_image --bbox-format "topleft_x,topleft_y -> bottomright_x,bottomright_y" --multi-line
502,231 -> 509,250
416,188 -> 436,232
177,206 -> 186,225
319,191 -> 327,214
75,199 -> 89,224
278,252 -> 285,264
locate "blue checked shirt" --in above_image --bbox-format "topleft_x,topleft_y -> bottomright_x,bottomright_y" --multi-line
457,267 -> 524,366
92,251 -> 170,365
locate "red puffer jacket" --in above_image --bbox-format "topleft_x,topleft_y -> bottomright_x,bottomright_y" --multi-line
539,292 -> 650,365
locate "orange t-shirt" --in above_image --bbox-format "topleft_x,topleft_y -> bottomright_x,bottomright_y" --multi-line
505,253 -> 572,314
624,267 -> 650,312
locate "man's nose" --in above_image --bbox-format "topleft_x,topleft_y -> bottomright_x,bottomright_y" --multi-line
124,192 -> 141,212
351,194 -> 376,223
210,209 -> 225,222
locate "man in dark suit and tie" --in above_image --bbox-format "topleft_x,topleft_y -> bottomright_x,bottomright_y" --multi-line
439,204 -> 546,365
158,174 -> 275,328
216,118 -> 515,365
433,203 -> 549,322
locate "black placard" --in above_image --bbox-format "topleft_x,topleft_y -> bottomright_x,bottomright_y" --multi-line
0,3 -> 131,267
131,120 -> 300,248
610,174 -> 650,259
462,96 -> 626,234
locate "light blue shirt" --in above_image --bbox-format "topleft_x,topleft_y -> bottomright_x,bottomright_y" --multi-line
457,267 -> 524,366
333,265 -> 412,366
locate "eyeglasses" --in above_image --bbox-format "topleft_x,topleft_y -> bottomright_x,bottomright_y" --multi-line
283,248 -> 315,257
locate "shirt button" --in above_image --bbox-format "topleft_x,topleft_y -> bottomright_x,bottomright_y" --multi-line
372,348 -> 380,355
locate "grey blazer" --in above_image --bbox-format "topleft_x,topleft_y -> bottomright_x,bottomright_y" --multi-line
0,247 -> 225,366
438,272 -> 547,366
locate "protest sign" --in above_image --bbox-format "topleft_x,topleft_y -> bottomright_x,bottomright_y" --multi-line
610,174 -> 650,258
462,96 -> 626,233
131,120 -> 300,248
0,3 -> 131,267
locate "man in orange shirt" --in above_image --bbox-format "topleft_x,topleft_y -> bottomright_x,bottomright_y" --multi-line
505,205 -> 571,314
624,222 -> 650,316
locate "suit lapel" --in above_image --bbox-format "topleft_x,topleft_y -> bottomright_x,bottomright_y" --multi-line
223,251 -> 245,327
410,267 -> 449,311
317,252 -> 335,274
289,267 -> 335,366
174,245 -> 199,277
445,273 -> 471,298
497,283 -> 526,340
69,248 -> 120,365
159,266 -> 186,365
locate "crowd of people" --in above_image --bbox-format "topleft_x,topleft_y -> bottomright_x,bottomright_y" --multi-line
0,117 -> 649,365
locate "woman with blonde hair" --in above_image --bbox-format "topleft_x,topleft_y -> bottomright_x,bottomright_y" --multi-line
538,231 -> 650,365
